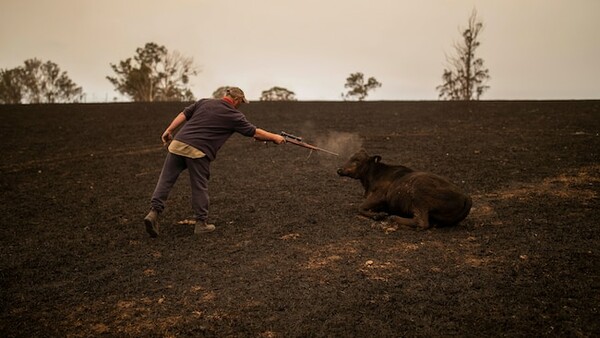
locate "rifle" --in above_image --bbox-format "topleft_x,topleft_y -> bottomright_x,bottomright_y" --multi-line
280,132 -> 339,156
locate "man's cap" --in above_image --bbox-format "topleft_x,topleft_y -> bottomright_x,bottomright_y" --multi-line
226,87 -> 249,103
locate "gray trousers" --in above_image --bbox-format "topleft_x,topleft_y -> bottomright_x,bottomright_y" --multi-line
150,153 -> 211,222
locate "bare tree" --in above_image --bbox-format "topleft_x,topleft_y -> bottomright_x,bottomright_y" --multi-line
107,42 -> 198,102
437,9 -> 490,101
260,86 -> 297,101
342,72 -> 382,101
156,51 -> 196,101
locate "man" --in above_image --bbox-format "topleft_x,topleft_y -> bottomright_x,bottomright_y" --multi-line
144,87 -> 285,237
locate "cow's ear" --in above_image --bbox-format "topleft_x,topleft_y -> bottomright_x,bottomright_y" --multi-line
373,156 -> 382,163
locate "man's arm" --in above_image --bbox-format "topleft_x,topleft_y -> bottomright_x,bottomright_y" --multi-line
254,128 -> 286,144
161,112 -> 187,145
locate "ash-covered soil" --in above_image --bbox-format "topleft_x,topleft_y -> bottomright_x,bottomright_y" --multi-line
1,100 -> 598,337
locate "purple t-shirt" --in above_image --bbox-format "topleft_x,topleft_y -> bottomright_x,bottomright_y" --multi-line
174,99 -> 257,160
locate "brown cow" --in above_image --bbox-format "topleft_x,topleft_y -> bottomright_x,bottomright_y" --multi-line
337,149 -> 472,229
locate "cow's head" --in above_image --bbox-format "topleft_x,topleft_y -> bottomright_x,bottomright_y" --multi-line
337,149 -> 381,178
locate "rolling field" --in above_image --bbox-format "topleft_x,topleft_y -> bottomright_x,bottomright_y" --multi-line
1,100 -> 599,337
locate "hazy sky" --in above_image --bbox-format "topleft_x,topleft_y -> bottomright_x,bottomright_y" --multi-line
1,0 -> 599,101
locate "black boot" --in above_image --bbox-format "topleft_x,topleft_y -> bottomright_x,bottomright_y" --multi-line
144,209 -> 160,237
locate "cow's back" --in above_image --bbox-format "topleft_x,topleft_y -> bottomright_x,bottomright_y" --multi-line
385,171 -> 471,226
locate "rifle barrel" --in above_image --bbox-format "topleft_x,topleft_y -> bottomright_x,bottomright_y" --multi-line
313,147 -> 339,156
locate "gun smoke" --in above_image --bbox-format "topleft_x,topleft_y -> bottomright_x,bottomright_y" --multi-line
316,131 -> 362,159
287,122 -> 362,165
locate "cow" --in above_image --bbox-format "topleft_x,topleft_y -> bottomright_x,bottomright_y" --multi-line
337,149 -> 472,229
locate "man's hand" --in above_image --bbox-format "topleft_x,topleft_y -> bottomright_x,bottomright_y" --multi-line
272,134 -> 286,144
254,128 -> 286,145
161,130 -> 173,146
161,112 -> 186,146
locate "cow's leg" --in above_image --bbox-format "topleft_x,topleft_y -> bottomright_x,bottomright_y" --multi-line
414,208 -> 430,229
388,215 -> 418,227
358,196 -> 388,220
388,208 -> 430,229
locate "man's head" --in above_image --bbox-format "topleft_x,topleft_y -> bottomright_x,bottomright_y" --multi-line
225,87 -> 249,107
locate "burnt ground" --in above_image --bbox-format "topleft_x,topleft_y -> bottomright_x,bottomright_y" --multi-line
0,100 -> 598,337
